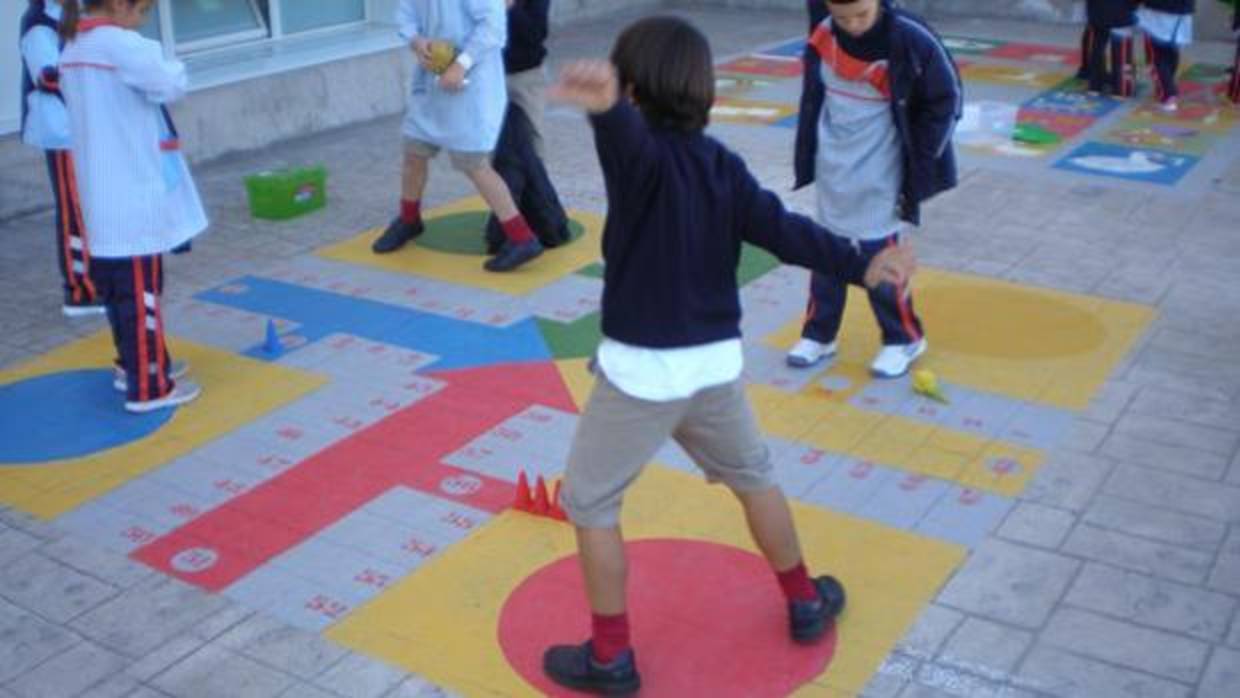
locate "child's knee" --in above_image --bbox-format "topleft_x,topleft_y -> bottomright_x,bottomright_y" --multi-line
449,151 -> 493,175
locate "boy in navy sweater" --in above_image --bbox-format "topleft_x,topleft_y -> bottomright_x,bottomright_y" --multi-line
541,16 -> 915,695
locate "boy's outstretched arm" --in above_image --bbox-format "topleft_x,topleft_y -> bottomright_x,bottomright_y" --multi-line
735,158 -> 915,289
549,59 -> 657,185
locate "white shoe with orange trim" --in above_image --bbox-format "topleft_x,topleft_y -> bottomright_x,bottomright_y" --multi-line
870,339 -> 927,379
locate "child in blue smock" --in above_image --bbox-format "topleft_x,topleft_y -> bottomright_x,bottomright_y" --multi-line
372,0 -> 543,272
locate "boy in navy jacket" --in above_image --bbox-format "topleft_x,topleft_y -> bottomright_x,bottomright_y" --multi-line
787,0 -> 960,378
540,15 -> 915,694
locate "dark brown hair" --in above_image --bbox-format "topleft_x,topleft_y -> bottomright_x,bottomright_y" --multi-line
60,0 -> 143,41
610,16 -> 715,132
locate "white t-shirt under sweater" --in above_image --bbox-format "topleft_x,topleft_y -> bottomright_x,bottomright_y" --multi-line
597,337 -> 743,403
59,21 -> 207,258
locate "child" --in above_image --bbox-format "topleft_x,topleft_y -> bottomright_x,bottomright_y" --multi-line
786,0 -> 960,379
20,0 -> 102,317
542,17 -> 916,694
59,0 -> 203,412
1139,0 -> 1195,110
1084,0 -> 1139,97
484,0 -> 572,253
1229,1 -> 1240,103
373,0 -> 543,272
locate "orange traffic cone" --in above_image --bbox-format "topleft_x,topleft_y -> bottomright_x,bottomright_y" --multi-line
532,475 -> 551,515
513,470 -> 533,512
549,479 -> 568,521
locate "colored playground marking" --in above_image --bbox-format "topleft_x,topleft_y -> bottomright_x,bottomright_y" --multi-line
712,97 -> 799,125
415,211 -> 586,256
327,466 -> 964,697
986,41 -> 1079,67
717,55 -> 802,79
0,332 -> 324,519
1055,141 -> 1201,186
764,268 -> 1153,411
961,64 -> 1070,90
317,197 -> 604,295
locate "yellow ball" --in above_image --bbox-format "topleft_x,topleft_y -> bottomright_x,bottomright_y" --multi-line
427,40 -> 458,75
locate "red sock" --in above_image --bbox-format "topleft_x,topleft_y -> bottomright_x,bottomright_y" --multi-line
400,199 -> 421,225
591,612 -> 631,664
776,562 -> 818,603
500,214 -> 535,243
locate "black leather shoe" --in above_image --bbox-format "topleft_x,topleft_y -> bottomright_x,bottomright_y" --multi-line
371,217 -> 424,254
484,239 -> 543,272
789,575 -> 847,644
543,641 -> 641,696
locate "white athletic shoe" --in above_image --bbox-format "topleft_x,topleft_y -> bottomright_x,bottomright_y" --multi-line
62,302 -> 106,318
113,360 -> 190,392
786,338 -> 838,368
870,339 -> 927,378
124,380 -> 201,413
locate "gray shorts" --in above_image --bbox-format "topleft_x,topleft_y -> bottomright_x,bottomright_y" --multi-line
561,373 -> 775,528
404,138 -> 490,172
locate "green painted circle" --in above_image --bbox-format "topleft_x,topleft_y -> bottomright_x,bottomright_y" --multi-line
415,211 -> 586,256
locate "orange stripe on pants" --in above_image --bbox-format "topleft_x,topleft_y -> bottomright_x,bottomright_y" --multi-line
133,258 -> 150,401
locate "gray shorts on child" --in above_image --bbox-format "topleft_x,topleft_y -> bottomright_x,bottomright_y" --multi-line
404,138 -> 490,172
561,372 -> 776,528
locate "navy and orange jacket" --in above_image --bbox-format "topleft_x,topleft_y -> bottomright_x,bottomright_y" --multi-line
794,0 -> 961,226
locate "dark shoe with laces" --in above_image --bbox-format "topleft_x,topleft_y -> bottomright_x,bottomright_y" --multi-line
789,575 -> 847,644
484,238 -> 543,272
371,217 -> 423,254
543,641 -> 641,696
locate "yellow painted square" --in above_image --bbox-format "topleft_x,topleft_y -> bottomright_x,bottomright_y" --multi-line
0,331 -> 325,519
960,64 -> 1069,89
327,466 -> 964,696
317,196 -> 604,296
764,268 -> 1154,410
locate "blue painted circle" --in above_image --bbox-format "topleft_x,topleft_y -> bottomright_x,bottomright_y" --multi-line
0,370 -> 175,464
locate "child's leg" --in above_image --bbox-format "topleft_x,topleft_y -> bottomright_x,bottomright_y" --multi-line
673,381 -> 845,639
1230,36 -> 1240,103
548,374 -> 685,674
864,235 -> 923,346
1146,36 -> 1179,102
1076,25 -> 1093,80
457,154 -> 544,271
507,67 -> 549,158
46,150 -> 99,311
801,271 -> 848,345
1085,23 -> 1109,92
1110,29 -> 1136,97
112,255 -> 174,403
373,143 -> 431,254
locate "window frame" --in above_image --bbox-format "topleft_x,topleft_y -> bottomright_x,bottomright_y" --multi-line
148,0 -> 376,56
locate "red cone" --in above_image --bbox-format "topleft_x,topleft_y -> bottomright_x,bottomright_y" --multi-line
513,470 -> 533,512
532,475 -> 551,515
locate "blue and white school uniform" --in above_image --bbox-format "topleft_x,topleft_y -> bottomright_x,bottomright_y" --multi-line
60,17 -> 207,403
20,0 -> 97,307
397,0 -> 508,153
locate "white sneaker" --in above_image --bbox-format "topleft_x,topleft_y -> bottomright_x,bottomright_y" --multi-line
1160,97 -> 1178,113
113,360 -> 190,391
62,302 -> 106,318
870,339 -> 927,378
786,338 -> 838,368
125,380 -> 202,413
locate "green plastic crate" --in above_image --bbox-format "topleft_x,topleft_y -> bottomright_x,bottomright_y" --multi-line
244,166 -> 327,220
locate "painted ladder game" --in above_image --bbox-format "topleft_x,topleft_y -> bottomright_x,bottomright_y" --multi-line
0,30 -> 1189,698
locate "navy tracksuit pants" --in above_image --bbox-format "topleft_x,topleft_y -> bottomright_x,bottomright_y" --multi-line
801,233 -> 923,347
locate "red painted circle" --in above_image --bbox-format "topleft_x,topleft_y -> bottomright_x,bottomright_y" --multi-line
498,538 -> 838,697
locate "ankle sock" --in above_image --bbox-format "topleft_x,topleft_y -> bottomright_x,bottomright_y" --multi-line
591,612 -> 631,664
500,214 -> 535,243
776,561 -> 818,603
400,199 -> 421,225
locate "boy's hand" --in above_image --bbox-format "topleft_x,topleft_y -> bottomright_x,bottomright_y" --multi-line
439,62 -> 467,91
548,60 -> 620,113
411,37 -> 434,70
863,244 -> 917,290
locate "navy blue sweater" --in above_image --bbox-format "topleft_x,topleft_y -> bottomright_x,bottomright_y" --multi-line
589,101 -> 869,349
1086,0 -> 1138,28
1142,0 -> 1194,13
504,0 -> 549,74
